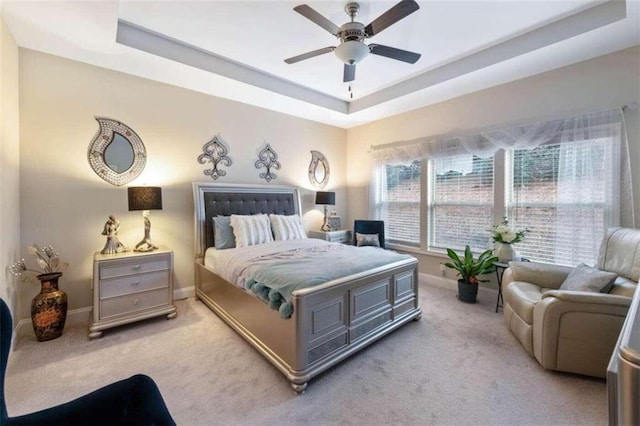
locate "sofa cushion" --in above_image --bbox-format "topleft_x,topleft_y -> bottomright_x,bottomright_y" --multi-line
609,276 -> 637,298
559,263 -> 617,293
503,282 -> 546,324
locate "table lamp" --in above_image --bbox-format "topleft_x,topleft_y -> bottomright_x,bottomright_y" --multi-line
315,191 -> 335,232
128,186 -> 162,252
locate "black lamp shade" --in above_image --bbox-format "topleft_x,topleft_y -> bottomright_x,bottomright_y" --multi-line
315,191 -> 335,205
128,187 -> 163,211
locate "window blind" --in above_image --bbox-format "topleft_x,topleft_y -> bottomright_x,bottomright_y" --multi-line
507,137 -> 618,266
374,161 -> 421,245
428,155 -> 494,252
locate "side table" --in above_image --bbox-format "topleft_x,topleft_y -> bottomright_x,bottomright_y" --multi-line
89,248 -> 177,339
494,258 -> 530,313
308,230 -> 353,245
494,261 -> 509,313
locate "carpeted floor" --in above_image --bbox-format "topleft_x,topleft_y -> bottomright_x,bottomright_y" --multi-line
5,281 -> 606,425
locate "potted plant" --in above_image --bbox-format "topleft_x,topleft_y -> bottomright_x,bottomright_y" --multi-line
9,244 -> 69,341
444,245 -> 498,303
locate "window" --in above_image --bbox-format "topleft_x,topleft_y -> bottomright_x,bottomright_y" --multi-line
428,155 -> 494,252
372,160 -> 421,245
507,137 -> 619,266
369,109 -> 627,264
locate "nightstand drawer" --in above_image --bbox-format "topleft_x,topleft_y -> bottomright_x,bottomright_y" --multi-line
328,233 -> 351,244
309,230 -> 352,245
100,288 -> 169,319
100,270 -> 169,299
100,258 -> 169,279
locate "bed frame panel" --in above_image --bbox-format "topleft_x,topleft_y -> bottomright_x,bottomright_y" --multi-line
193,183 -> 421,393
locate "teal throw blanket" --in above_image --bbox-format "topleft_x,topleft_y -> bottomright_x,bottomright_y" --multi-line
245,244 -> 412,319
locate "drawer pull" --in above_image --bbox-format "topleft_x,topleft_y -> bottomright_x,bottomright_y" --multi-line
133,299 -> 142,306
132,265 -> 141,270
131,281 -> 141,286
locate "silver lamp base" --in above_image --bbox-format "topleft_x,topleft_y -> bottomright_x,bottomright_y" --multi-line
134,210 -> 158,252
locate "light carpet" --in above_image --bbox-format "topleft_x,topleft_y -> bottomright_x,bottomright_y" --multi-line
5,281 -> 606,425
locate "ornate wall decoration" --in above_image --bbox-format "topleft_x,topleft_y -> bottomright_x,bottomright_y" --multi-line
308,150 -> 330,190
255,143 -> 281,182
198,134 -> 232,180
88,117 -> 147,186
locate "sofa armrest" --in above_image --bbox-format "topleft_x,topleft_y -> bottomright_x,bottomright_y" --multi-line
532,291 -> 631,378
542,290 -> 632,307
503,261 -> 573,290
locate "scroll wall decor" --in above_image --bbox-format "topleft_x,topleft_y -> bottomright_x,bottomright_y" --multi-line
308,150 -> 330,190
88,117 -> 147,186
255,143 -> 281,182
198,134 -> 232,180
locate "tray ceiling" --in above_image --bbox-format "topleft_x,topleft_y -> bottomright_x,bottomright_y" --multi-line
2,0 -> 638,128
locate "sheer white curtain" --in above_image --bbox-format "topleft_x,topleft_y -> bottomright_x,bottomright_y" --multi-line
370,108 -> 634,228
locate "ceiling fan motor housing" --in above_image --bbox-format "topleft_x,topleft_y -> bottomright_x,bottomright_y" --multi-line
335,20 -> 369,65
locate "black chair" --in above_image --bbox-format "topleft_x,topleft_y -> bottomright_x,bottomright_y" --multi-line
353,220 -> 385,248
1,299 -> 176,426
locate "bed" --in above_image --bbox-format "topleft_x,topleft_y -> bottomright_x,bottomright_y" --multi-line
193,182 -> 421,393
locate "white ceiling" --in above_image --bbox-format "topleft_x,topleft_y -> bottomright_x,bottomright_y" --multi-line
2,0 -> 639,128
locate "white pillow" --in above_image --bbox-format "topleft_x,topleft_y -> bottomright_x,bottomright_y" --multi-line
269,214 -> 307,241
229,214 -> 274,248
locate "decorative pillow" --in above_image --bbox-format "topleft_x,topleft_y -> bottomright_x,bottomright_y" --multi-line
269,214 -> 307,241
559,263 -> 617,293
356,233 -> 380,247
212,216 -> 235,250
229,214 -> 274,248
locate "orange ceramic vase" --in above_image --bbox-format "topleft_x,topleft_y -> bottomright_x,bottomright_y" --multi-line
31,272 -> 67,341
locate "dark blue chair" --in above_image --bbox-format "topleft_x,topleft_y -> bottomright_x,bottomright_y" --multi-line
1,299 -> 176,426
353,220 -> 385,248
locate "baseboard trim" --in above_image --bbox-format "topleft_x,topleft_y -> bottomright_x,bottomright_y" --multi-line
16,306 -> 92,340
419,272 -> 456,290
174,286 -> 195,300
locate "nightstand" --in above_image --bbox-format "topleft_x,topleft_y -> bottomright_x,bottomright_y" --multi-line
308,229 -> 353,245
88,248 -> 177,339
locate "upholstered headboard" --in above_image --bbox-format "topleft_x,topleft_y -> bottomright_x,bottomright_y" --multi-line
192,183 -> 301,257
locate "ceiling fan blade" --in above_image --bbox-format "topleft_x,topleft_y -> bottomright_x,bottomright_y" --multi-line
364,0 -> 419,37
293,5 -> 340,36
343,64 -> 356,83
369,44 -> 421,64
284,46 -> 335,64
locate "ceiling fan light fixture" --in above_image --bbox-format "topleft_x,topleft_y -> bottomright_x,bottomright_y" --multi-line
334,41 -> 369,65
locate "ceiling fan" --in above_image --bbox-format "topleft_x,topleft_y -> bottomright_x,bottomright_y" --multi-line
285,0 -> 421,83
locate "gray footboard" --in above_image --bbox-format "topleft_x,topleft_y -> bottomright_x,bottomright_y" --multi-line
195,257 -> 420,393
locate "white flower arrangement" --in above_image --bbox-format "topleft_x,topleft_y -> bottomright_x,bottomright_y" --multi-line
491,217 -> 529,244
8,244 -> 69,284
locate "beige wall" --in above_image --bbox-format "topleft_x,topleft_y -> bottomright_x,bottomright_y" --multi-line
0,17 -> 20,317
346,46 -> 640,279
18,49 -> 347,319
13,43 -> 640,318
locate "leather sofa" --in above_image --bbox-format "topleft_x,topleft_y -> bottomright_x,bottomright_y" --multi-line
502,227 -> 640,378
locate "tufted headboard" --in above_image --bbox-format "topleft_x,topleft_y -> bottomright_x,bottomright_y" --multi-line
192,183 -> 301,257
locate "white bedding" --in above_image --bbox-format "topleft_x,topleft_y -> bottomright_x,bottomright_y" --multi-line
204,247 -> 220,274
204,239 -> 334,289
